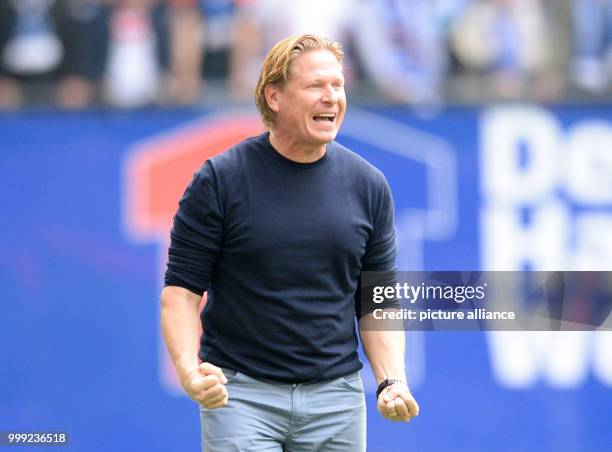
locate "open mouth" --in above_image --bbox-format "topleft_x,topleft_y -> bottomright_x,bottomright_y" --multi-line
312,113 -> 336,123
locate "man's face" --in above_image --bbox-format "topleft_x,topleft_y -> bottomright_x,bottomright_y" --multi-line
268,49 -> 346,148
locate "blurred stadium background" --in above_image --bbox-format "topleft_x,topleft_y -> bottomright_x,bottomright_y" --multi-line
1,0 -> 612,451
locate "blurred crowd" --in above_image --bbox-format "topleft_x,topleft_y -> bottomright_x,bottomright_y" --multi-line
0,0 -> 610,110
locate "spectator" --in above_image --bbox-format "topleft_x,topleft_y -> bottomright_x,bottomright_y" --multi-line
352,0 -> 450,104
450,0 -> 556,100
230,0 -> 354,100
165,0 -> 203,105
0,0 -> 21,108
103,0 -> 166,108
56,0 -> 110,108
164,0 -> 235,104
571,0 -> 612,94
0,0 -> 108,109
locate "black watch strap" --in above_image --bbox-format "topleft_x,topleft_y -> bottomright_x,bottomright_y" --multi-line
376,379 -> 405,399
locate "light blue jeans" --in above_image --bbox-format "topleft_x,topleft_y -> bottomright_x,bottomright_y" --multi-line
199,369 -> 366,451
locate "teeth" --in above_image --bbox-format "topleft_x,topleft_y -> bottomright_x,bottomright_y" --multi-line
313,113 -> 336,122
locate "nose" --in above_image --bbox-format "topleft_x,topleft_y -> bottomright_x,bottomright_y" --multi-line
321,86 -> 338,104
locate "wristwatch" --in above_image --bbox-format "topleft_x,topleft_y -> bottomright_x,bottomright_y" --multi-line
376,379 -> 405,399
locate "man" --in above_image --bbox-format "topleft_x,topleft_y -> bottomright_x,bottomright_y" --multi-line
161,33 -> 419,451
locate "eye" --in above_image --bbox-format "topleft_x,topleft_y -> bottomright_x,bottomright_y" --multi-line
308,83 -> 322,89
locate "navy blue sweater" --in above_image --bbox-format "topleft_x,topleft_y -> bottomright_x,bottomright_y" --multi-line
165,132 -> 396,383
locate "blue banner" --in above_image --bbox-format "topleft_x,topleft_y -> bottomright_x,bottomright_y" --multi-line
1,105 -> 611,451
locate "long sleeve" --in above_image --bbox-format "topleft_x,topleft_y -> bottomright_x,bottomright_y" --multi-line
164,161 -> 224,295
356,176 -> 398,318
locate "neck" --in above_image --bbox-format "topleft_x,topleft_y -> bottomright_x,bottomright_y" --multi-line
268,129 -> 326,163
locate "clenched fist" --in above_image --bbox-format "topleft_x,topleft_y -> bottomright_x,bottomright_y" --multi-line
377,382 -> 419,422
181,362 -> 229,409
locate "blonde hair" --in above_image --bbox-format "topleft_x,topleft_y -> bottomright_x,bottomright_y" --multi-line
254,34 -> 344,129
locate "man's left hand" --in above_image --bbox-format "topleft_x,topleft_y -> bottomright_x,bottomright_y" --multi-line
377,383 -> 419,422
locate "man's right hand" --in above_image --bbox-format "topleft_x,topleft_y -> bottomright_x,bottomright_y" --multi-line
181,362 -> 229,409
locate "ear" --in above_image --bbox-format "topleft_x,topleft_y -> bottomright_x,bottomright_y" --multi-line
264,84 -> 281,113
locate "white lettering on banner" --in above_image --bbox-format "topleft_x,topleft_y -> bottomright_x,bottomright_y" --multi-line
487,331 -> 612,388
566,122 -> 612,204
482,202 -> 569,270
593,331 -> 612,383
480,106 -> 612,388
574,214 -> 612,270
482,106 -> 561,204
